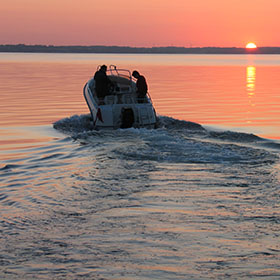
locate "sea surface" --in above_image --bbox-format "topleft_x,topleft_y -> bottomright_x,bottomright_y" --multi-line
0,53 -> 280,279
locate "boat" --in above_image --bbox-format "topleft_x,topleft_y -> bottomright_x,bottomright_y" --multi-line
83,65 -> 157,129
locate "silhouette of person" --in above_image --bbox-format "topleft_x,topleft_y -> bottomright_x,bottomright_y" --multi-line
132,70 -> 148,103
94,65 -> 112,100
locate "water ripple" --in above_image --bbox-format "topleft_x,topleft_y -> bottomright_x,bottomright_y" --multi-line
0,116 -> 279,279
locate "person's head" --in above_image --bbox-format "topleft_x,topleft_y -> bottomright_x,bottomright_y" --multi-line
100,65 -> 107,72
132,70 -> 140,78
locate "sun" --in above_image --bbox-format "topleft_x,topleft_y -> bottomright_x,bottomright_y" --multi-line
246,42 -> 257,49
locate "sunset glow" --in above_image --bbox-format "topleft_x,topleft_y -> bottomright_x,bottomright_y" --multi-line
246,42 -> 257,49
0,0 -> 280,47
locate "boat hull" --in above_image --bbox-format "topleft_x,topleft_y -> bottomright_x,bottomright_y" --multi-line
83,78 -> 157,129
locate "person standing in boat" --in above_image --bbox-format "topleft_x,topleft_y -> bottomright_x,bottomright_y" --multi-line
132,70 -> 148,103
94,65 -> 112,102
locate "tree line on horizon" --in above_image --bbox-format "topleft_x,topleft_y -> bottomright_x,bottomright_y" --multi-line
1,44 -> 280,54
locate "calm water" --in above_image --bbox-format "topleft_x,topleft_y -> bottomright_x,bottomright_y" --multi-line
0,53 -> 280,279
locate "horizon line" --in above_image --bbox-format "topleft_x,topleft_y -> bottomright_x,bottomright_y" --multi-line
1,44 -> 280,55
1,43 -> 280,48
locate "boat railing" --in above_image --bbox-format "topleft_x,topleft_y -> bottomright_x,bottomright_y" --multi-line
108,65 -> 132,80
146,92 -> 153,104
89,69 -> 154,105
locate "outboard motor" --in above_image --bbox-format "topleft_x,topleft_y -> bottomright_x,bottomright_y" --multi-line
121,108 -> 135,128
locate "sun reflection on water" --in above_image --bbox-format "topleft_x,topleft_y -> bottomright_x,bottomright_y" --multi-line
246,66 -> 256,124
246,66 -> 256,96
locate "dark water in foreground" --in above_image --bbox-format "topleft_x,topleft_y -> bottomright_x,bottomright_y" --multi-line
1,115 -> 280,279
0,53 -> 280,279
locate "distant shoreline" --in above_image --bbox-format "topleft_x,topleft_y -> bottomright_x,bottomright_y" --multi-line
1,44 -> 280,54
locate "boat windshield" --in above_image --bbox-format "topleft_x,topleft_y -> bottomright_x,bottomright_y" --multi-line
107,65 -> 132,80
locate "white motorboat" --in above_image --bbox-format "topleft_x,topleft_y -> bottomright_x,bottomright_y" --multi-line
83,65 -> 157,129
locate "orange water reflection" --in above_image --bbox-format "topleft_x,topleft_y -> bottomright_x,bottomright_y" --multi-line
1,57 -> 280,139
145,65 -> 280,139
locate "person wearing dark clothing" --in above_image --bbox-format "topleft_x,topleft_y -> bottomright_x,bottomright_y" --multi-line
94,65 -> 112,100
132,70 -> 148,103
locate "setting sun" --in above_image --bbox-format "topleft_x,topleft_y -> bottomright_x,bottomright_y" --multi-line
246,42 -> 257,49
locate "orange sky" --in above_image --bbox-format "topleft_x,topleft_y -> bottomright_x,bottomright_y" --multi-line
1,0 -> 279,47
